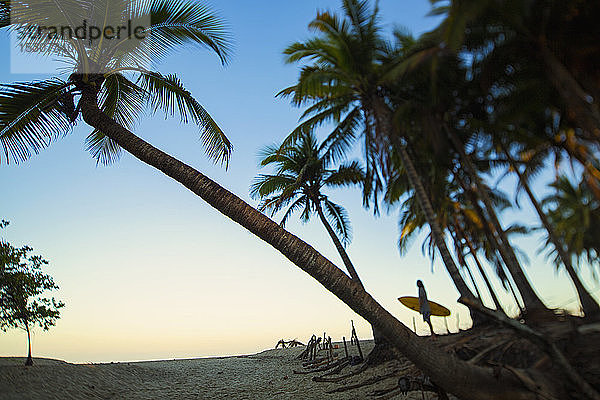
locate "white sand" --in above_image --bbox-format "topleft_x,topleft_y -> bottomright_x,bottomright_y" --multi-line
0,343 -> 442,399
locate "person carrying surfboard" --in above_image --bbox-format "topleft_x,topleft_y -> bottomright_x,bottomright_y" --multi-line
417,280 -> 435,337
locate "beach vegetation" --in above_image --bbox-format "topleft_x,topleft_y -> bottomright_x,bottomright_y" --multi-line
0,221 -> 64,366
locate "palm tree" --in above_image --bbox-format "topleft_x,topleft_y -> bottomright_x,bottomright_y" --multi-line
279,0 -> 479,310
431,0 -> 600,202
251,131 -> 365,287
378,28 -> 551,316
0,1 -> 567,397
542,176 -> 600,288
389,163 -> 510,315
2,0 -> 233,166
251,132 -> 399,354
500,144 -> 600,320
388,37 -> 552,315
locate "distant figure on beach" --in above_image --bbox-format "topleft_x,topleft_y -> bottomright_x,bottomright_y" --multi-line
417,280 -> 435,337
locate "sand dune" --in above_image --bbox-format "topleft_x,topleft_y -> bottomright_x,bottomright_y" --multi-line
1,343 -> 436,399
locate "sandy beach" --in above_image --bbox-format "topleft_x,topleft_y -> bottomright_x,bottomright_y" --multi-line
0,341 -> 444,399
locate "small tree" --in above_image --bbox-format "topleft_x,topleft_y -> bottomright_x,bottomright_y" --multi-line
0,221 -> 64,366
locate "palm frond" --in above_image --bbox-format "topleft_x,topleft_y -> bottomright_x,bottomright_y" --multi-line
323,199 -> 352,246
0,79 -> 75,164
280,196 -> 309,228
138,71 -> 232,166
281,101 -> 353,149
319,106 -> 361,165
113,0 -> 231,65
250,174 -> 297,200
324,161 -> 364,187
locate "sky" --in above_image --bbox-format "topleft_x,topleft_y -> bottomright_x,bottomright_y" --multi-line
0,0 -> 597,363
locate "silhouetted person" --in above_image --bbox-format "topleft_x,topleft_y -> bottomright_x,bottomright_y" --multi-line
417,280 -> 435,337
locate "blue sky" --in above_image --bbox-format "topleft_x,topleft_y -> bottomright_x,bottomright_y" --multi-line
0,0 -> 596,363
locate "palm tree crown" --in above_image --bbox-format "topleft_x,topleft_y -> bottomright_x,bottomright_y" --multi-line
251,131 -> 364,246
1,0 -> 232,166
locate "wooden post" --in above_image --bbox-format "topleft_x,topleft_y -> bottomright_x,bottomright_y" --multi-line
343,336 -> 348,358
355,336 -> 363,360
457,314 -> 460,332
413,316 -> 417,334
351,323 -> 363,360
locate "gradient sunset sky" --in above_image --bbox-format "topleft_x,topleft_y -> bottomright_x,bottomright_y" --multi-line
1,0 -> 597,363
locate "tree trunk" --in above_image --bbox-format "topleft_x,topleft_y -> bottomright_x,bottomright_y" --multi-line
455,221 -> 505,314
449,229 -> 482,300
77,80 -> 560,400
448,131 -> 549,315
25,321 -> 33,366
455,174 -> 525,314
315,200 -> 390,350
314,201 -> 364,288
503,148 -> 600,320
463,262 -> 482,300
396,148 -> 476,301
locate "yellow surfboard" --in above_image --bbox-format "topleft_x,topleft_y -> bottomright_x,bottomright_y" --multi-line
398,296 -> 451,317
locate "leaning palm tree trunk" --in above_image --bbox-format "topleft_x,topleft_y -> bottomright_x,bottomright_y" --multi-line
371,99 -> 478,307
454,221 -> 505,313
315,201 -> 390,353
450,229 -> 483,300
449,228 -> 483,300
447,130 -> 549,314
315,202 -> 364,287
504,149 -> 600,320
456,173 -> 528,314
77,79 -> 556,400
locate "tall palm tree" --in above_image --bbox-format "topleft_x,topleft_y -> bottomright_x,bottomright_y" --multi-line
1,0 -> 232,166
500,144 -> 600,320
251,132 -> 398,353
380,29 -> 551,316
279,0 -> 479,310
389,164 -> 512,315
0,1 -> 567,397
251,132 -> 365,286
386,36 -> 552,314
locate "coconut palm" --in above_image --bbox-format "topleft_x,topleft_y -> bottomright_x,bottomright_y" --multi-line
431,0 -> 600,203
386,31 -> 554,315
376,27 -> 554,316
251,131 -> 365,286
1,0 -> 232,166
389,163 -> 513,315
497,143 -> 600,319
279,0 -> 479,309
251,132 -> 402,357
